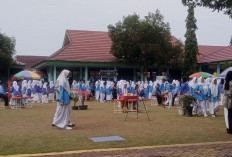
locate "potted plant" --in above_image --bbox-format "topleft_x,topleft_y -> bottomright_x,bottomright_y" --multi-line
182,95 -> 196,117
78,92 -> 88,110
70,91 -> 79,110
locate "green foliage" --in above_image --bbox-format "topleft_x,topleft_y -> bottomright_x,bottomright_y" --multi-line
222,61 -> 232,70
0,32 -> 16,69
108,10 -> 183,80
182,0 -> 232,18
183,4 -> 199,78
183,95 -> 197,109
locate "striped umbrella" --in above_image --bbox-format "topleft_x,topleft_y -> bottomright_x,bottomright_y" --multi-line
189,72 -> 212,78
14,70 -> 41,80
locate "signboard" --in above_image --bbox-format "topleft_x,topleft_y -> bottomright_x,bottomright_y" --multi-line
100,70 -> 117,77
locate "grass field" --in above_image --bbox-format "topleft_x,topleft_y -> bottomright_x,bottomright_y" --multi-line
0,100 -> 232,155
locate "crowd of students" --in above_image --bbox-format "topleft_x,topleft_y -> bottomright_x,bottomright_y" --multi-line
8,80 -> 56,107
92,77 -> 224,118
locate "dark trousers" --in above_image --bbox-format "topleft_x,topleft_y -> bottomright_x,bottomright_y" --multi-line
156,95 -> 162,104
0,94 -> 8,107
172,94 -> 178,106
228,108 -> 232,133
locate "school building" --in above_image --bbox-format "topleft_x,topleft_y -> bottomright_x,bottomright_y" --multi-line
14,29 -> 232,82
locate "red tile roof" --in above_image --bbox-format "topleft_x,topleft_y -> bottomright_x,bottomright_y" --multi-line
198,45 -> 232,63
15,55 -> 48,69
48,30 -> 116,62
197,45 -> 226,60
48,30 -> 182,63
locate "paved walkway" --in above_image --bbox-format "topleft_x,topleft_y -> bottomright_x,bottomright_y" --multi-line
7,141 -> 232,157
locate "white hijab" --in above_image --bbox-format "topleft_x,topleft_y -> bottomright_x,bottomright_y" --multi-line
22,80 -> 27,89
56,69 -> 70,92
210,78 -> 218,97
49,81 -> 54,88
189,77 -> 197,89
43,82 -> 48,89
39,81 -> 43,88
122,83 -> 128,96
27,81 -> 31,90
13,81 -> 19,91
198,77 -> 208,94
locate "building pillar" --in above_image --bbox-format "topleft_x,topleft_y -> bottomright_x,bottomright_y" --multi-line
133,68 -> 136,82
53,66 -> 56,82
85,66 -> 88,83
114,66 -> 117,82
80,67 -> 83,80
217,63 -> 221,75
47,66 -> 53,82
140,67 -> 144,81
199,64 -> 202,71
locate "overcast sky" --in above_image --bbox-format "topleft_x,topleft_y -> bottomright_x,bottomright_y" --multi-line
0,0 -> 232,56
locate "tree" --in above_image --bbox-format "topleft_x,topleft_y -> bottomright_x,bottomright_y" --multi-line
182,0 -> 232,18
0,32 -> 16,68
183,4 -> 199,78
230,36 -> 232,45
108,10 -> 183,80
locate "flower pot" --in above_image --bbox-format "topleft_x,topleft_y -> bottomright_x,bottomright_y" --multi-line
178,107 -> 186,116
79,105 -> 88,110
72,106 -> 79,110
185,107 -> 193,117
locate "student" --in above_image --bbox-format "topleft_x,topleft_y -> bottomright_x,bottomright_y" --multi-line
172,82 -> 179,106
195,77 -> 208,117
21,80 -> 28,105
208,78 -> 220,117
106,81 -> 112,101
42,82 -> 48,104
130,81 -> 135,95
9,81 -> 21,108
223,71 -> 232,134
52,69 -> 74,130
219,79 -> 224,106
49,81 -> 55,102
38,81 -> 43,102
148,81 -> 153,99
165,80 -> 173,108
152,83 -> 162,104
100,81 -> 106,103
159,79 -> 166,93
95,80 -> 100,101
26,81 -> 32,102
0,81 -> 9,107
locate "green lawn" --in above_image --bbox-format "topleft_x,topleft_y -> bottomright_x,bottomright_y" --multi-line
0,100 -> 231,155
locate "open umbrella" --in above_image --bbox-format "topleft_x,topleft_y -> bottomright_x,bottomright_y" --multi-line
219,67 -> 232,77
14,70 -> 41,80
189,72 -> 212,78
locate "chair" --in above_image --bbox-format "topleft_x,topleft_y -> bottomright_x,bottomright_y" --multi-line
151,96 -> 158,106
12,96 -> 22,109
113,99 -> 123,113
25,96 -> 33,108
127,99 -> 138,112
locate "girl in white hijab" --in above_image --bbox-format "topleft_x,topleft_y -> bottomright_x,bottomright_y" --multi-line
21,80 -> 28,105
52,70 -> 73,130
49,81 -> 55,102
195,77 -> 208,117
208,78 -> 220,117
42,82 -> 48,103
9,81 -> 20,108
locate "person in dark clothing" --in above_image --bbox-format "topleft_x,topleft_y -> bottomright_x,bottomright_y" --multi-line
0,81 -> 9,107
152,83 -> 162,104
223,71 -> 232,134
